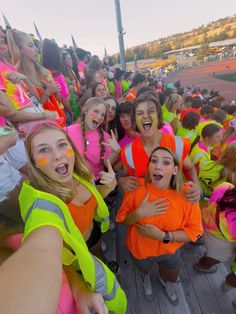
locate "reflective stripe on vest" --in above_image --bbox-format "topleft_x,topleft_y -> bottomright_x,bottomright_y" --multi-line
92,255 -> 119,301
125,136 -> 184,170
25,198 -> 70,232
192,152 -> 206,164
124,142 -> 135,169
174,136 -> 183,161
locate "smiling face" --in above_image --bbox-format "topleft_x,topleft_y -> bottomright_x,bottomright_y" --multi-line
84,103 -> 107,130
31,129 -> 75,184
20,34 -> 38,62
135,101 -> 158,138
148,149 -> 178,189
95,83 -> 107,99
106,98 -> 117,122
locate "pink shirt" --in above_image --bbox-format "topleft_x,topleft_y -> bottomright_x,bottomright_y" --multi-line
66,124 -> 112,180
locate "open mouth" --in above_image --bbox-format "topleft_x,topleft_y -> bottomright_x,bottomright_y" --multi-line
55,163 -> 69,176
153,174 -> 163,181
143,122 -> 152,131
92,120 -> 99,127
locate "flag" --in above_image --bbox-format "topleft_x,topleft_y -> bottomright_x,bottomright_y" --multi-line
104,47 -> 109,64
71,34 -> 78,50
33,22 -> 43,43
1,12 -> 12,29
134,54 -> 138,72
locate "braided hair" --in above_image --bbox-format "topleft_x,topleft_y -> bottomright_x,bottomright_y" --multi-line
80,97 -> 108,160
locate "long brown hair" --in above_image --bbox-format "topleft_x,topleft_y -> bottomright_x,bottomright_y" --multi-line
7,29 -> 51,88
131,93 -> 164,131
25,124 -> 93,203
145,146 -> 182,191
218,142 -> 236,185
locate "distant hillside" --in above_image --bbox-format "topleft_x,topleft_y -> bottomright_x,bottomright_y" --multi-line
112,15 -> 236,63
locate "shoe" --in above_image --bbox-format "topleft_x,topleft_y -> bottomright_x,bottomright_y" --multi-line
221,280 -> 236,292
193,263 -> 217,273
105,260 -> 121,275
158,276 -> 179,305
141,273 -> 153,300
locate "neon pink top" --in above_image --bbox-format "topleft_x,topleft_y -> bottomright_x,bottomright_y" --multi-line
5,233 -> 80,314
0,61 -> 32,110
160,122 -> 174,135
53,72 -> 70,101
66,124 -> 112,180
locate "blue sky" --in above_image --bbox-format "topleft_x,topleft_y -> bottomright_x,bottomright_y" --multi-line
1,0 -> 236,57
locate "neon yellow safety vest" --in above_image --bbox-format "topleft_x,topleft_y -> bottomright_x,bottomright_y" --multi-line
189,142 -> 210,171
19,175 -> 127,314
177,126 -> 197,144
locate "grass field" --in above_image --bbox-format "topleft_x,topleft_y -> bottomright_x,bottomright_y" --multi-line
215,72 -> 236,83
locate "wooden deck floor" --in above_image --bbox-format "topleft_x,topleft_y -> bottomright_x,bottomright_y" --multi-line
103,196 -> 236,314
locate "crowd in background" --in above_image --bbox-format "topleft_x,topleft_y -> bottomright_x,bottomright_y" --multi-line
0,23 -> 236,313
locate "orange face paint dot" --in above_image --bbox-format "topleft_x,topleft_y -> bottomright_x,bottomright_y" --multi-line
37,156 -> 49,166
65,148 -> 74,157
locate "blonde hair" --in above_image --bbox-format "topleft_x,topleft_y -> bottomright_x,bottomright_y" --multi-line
145,147 -> 183,191
218,142 -> 236,185
7,29 -> 50,88
165,94 -> 182,111
80,97 -> 108,160
25,124 -> 93,203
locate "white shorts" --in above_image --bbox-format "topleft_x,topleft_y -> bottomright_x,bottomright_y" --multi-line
5,138 -> 27,170
204,228 -> 235,262
0,155 -> 22,202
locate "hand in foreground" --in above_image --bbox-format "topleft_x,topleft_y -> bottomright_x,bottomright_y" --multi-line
184,181 -> 201,204
75,289 -> 108,314
102,130 -> 120,154
6,71 -> 27,84
118,176 -> 140,192
100,159 -> 117,192
136,223 -> 164,241
136,193 -> 169,218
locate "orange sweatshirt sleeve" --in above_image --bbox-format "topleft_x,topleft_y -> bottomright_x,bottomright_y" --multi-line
182,137 -> 191,161
182,202 -> 203,242
116,191 -> 136,223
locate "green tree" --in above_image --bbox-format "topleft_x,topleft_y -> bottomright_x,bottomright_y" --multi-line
197,35 -> 209,60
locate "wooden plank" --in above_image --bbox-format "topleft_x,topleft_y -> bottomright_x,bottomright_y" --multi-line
195,245 -> 236,314
179,248 -> 203,314
134,266 -> 161,314
116,223 -> 140,314
151,266 -> 191,314
181,244 -> 223,314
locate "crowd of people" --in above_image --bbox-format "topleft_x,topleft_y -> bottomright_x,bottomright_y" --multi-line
0,22 -> 236,313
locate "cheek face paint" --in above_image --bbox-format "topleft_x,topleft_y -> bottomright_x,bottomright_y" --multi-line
88,112 -> 97,120
65,148 -> 74,157
148,163 -> 156,172
163,166 -> 174,174
150,113 -> 158,128
136,116 -> 143,131
36,156 -> 49,166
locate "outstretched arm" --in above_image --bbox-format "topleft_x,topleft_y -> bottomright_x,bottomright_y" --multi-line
0,226 -> 63,314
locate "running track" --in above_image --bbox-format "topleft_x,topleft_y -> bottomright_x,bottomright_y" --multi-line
166,59 -> 236,104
